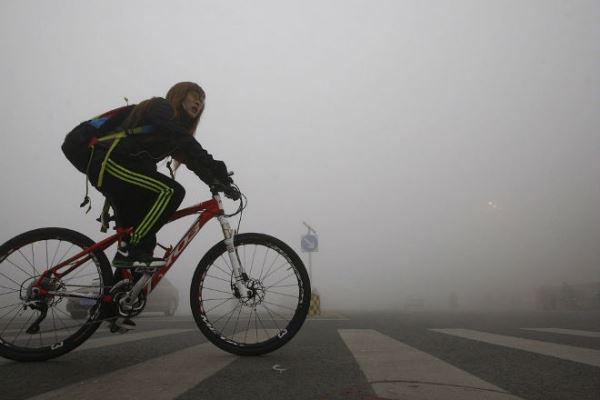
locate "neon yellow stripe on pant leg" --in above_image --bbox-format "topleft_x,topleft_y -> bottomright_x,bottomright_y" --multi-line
105,163 -> 172,244
105,160 -> 174,244
106,161 -> 175,240
104,163 -> 168,243
106,159 -> 164,191
105,161 -> 172,243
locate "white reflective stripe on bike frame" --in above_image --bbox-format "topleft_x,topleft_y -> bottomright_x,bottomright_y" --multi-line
339,329 -> 523,400
25,342 -> 237,400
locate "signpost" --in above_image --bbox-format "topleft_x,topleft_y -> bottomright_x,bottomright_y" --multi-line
301,222 -> 318,283
302,222 -> 320,316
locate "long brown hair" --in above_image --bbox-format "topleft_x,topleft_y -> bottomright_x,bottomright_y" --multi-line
122,82 -> 206,172
122,82 -> 205,133
165,81 -> 206,134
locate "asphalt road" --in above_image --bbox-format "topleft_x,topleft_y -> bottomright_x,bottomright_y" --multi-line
1,310 -> 599,400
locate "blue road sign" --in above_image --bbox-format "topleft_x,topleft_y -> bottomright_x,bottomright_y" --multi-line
301,234 -> 319,252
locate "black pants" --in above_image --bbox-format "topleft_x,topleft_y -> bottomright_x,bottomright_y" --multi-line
90,156 -> 185,253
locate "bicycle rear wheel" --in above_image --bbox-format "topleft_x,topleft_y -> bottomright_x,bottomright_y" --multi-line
190,233 -> 311,356
0,228 -> 113,361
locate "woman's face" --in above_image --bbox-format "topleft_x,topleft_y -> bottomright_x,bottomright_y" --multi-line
181,91 -> 204,119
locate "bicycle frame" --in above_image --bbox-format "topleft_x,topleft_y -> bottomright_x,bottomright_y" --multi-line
32,194 -> 244,305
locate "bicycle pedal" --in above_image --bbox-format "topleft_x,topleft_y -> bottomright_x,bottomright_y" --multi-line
110,326 -> 130,334
109,317 -> 136,333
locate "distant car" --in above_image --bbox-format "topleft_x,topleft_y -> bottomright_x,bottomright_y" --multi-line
66,277 -> 180,319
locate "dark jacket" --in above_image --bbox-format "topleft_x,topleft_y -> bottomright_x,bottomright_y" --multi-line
99,97 -> 228,184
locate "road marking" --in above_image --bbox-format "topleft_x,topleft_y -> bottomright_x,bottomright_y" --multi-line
77,328 -> 195,351
25,342 -> 237,400
431,329 -> 600,368
0,329 -> 195,365
339,329 -> 522,400
521,328 -> 600,338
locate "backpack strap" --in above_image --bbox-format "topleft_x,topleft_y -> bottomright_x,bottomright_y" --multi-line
94,125 -> 153,187
78,124 -> 153,216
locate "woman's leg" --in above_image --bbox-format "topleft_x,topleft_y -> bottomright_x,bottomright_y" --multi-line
99,158 -> 185,264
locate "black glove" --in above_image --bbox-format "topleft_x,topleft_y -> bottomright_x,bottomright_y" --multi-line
223,184 -> 241,201
210,177 -> 240,200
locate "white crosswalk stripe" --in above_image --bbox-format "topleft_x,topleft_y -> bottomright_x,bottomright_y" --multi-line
25,342 -> 237,400
431,328 -> 600,367
2,324 -> 598,399
339,329 -> 523,400
77,328 -> 195,351
0,328 -> 194,366
521,327 -> 600,338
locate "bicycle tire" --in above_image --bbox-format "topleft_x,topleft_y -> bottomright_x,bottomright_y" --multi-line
0,228 -> 114,361
190,233 -> 311,356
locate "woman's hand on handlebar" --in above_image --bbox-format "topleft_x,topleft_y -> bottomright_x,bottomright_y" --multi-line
210,177 -> 241,201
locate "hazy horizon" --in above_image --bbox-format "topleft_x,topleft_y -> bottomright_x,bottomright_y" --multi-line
1,0 -> 599,312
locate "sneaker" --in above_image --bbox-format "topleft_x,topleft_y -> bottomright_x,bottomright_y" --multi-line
112,243 -> 165,270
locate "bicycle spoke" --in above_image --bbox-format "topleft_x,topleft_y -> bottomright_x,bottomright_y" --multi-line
0,271 -> 23,289
9,312 -> 34,345
258,250 -> 279,282
3,256 -> 34,280
205,274 -> 230,284
202,297 -> 236,314
229,304 -> 244,340
0,288 -> 20,297
261,261 -> 291,284
0,301 -> 23,311
268,283 -> 300,289
56,243 -> 76,267
218,254 -> 233,272
257,303 -> 281,331
262,300 -> 297,314
202,286 -> 234,296
264,270 -> 295,287
0,300 -> 24,322
254,309 -> 272,338
243,308 -> 254,343
265,290 -> 298,299
30,242 -> 36,275
49,240 -> 62,270
247,244 -> 258,277
16,249 -> 37,276
217,302 -> 242,332
0,305 -> 23,336
50,307 -> 59,344
201,296 -> 235,302
45,240 -> 49,270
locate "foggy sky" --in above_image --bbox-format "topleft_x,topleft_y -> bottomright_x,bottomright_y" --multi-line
1,0 -> 599,311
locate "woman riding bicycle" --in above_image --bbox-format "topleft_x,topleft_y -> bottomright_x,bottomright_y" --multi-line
62,81 -> 239,270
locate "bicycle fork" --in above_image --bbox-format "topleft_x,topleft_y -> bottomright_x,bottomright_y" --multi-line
218,215 -> 250,299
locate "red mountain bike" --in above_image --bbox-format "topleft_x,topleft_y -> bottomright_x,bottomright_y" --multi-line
0,184 -> 311,362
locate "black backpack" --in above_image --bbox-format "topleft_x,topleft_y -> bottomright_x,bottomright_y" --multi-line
61,105 -> 135,173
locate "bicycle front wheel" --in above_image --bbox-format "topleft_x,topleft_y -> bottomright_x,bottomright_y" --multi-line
190,233 -> 311,356
0,228 -> 113,361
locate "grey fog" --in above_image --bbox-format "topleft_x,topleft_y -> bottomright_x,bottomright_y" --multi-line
1,0 -> 599,313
